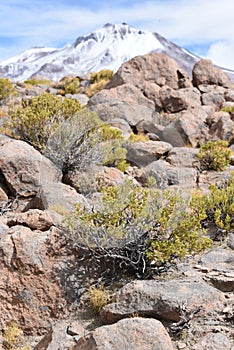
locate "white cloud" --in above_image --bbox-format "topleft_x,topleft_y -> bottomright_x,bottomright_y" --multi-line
0,0 -> 234,69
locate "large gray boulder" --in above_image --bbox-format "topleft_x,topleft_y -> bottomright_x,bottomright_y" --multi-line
101,278 -> 225,324
74,318 -> 173,350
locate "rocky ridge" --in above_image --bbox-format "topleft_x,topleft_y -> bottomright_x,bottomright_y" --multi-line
0,53 -> 234,349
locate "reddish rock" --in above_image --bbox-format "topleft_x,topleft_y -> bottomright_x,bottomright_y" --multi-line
161,108 -> 208,147
74,318 -> 173,350
100,278 -> 225,324
105,52 -> 191,90
160,86 -> 201,113
6,209 -> 54,231
191,333 -> 233,350
0,226 -> 67,334
193,59 -> 232,87
0,135 -> 62,197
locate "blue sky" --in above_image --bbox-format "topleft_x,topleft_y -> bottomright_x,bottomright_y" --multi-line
0,0 -> 234,69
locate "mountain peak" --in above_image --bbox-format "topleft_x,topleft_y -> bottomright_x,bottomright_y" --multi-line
0,23 -> 233,82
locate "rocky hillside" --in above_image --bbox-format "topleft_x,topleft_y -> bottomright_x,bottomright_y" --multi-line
0,53 -> 234,349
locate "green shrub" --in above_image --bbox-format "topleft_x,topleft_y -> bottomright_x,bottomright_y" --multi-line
205,176 -> 234,232
90,69 -> 113,84
198,140 -> 231,171
88,285 -> 110,313
97,124 -> 129,172
23,77 -> 52,86
0,78 -> 15,104
221,105 -> 234,114
86,69 -> 113,97
61,77 -> 80,95
66,180 -> 212,276
3,92 -> 83,151
3,322 -> 31,350
128,132 -> 150,142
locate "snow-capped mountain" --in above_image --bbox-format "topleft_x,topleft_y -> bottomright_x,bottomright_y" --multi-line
0,23 -> 233,82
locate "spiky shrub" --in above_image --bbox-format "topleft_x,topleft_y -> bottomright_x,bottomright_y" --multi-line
44,116 -> 128,173
66,180 -> 212,277
44,109 -> 103,172
90,70 -> 113,84
86,69 -> 114,97
61,77 -> 80,95
198,140 -> 231,171
3,92 -> 83,151
88,286 -> 110,314
0,78 -> 15,104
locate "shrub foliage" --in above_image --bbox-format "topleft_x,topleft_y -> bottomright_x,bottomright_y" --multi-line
198,140 -> 231,171
3,92 -> 83,151
0,78 -> 15,104
66,180 -> 212,277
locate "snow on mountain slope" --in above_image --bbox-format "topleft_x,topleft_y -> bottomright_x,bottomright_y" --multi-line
0,23 -> 233,82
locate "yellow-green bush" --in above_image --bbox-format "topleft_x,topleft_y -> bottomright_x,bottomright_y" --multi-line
66,180 -> 212,276
221,105 -> 234,114
23,78 -> 52,86
198,140 -> 231,171
97,124 -> 129,172
205,176 -> 234,232
0,78 -> 15,104
86,80 -> 108,97
86,69 -> 113,97
88,285 -> 110,313
3,92 -> 83,151
128,132 -> 150,143
90,69 -> 113,84
3,322 -> 31,350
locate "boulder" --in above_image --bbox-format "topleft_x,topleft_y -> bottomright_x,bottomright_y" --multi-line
88,84 -> 155,127
0,225 -> 67,333
64,166 -> 130,194
74,318 -> 173,350
160,86 -> 201,113
0,135 -> 62,197
208,114 -> 234,142
105,52 -> 191,90
161,108 -> 208,147
30,182 -> 90,213
100,278 -> 225,324
191,333 -> 233,350
197,168 -> 234,193
192,59 -> 232,87
6,209 -> 54,231
166,147 -> 199,168
145,159 -> 198,189
126,141 -> 172,167
34,320 -> 84,350
201,86 -> 226,107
